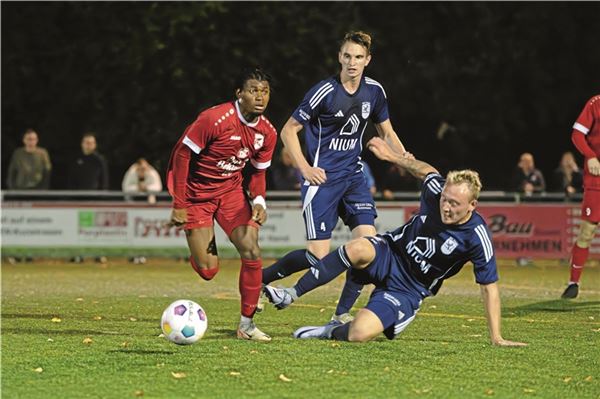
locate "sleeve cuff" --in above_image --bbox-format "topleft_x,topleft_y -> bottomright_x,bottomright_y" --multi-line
252,195 -> 267,210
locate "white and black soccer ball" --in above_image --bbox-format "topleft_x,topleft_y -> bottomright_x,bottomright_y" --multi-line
161,299 -> 208,345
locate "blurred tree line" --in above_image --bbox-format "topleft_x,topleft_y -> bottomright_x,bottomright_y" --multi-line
2,2 -> 599,190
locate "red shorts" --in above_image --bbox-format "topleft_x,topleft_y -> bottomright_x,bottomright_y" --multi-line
581,189 -> 600,223
185,188 -> 258,236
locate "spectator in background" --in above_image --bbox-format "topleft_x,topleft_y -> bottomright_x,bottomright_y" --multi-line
511,152 -> 546,195
379,164 -> 420,199
269,147 -> 302,190
6,129 -> 52,189
122,158 -> 163,204
552,151 -> 583,196
68,132 -> 109,190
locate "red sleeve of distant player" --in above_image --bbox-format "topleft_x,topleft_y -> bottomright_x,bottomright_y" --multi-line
166,111 -> 217,208
572,131 -> 597,159
247,121 -> 278,200
571,99 -> 598,159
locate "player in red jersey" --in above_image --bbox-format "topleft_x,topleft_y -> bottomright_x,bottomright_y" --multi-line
562,94 -> 600,299
167,68 -> 277,340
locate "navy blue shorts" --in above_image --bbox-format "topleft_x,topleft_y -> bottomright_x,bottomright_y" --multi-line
350,236 -> 424,340
301,172 -> 376,240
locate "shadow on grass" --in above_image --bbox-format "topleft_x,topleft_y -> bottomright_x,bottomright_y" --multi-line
505,300 -> 600,316
109,349 -> 175,355
211,327 -> 238,338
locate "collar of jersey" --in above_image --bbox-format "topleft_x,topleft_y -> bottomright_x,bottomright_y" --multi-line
234,100 -> 259,127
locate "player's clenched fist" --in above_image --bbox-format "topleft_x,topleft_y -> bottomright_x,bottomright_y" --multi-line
252,204 -> 267,225
170,208 -> 188,227
301,166 -> 327,185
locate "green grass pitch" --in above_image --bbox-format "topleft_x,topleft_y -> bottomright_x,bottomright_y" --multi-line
2,258 -> 599,398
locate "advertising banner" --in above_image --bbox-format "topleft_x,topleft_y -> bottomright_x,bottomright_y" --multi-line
2,202 -> 598,259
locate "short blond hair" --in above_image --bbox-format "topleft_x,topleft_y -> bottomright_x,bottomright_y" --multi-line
341,31 -> 372,55
446,170 -> 482,200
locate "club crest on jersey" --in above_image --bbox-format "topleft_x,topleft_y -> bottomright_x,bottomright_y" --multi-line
254,133 -> 264,150
237,147 -> 250,159
361,102 -> 370,119
441,237 -> 459,255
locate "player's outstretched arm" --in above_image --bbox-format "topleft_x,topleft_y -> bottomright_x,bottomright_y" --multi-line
480,282 -> 527,347
375,120 -> 407,155
281,117 -> 327,185
367,137 -> 437,181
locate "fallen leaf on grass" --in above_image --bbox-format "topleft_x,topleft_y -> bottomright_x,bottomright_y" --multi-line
563,377 -> 572,383
47,338 -> 54,342
93,316 -> 102,321
171,372 -> 186,379
429,305 -> 437,309
412,388 -> 431,394
229,372 -> 241,376
588,316 -> 595,320
134,390 -> 144,397
33,367 -> 43,373
249,350 -> 258,354
51,317 -> 62,323
319,308 -> 326,313
75,298 -> 84,301
469,334 -> 483,337
278,374 -> 292,382
222,346 -> 229,350
327,369 -> 334,374
129,317 -> 137,322
467,319 -> 475,322
592,328 -> 600,332
384,367 -> 390,372
484,388 -> 494,395
121,342 -> 129,347
83,337 -> 93,344
584,376 -> 593,382
523,388 -> 535,393
330,343 -> 340,348
158,334 -> 165,338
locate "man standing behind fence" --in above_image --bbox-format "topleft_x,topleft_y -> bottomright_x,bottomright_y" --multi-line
68,132 -> 109,190
7,129 -> 52,190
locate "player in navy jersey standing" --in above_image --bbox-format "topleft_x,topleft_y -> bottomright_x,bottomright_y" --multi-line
264,137 -> 527,347
261,31 -> 410,324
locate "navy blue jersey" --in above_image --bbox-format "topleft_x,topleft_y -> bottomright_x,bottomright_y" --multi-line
292,75 -> 389,184
382,173 -> 498,296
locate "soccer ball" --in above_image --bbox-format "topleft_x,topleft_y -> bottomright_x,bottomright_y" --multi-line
161,299 -> 208,345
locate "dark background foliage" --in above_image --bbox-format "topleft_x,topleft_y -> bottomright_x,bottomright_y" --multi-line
2,2 -> 599,190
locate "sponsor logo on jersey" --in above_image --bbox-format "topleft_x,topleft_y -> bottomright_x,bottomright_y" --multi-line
441,237 -> 459,255
299,109 -> 311,121
335,110 -> 344,117
237,148 -> 250,159
254,133 -> 264,150
406,236 -> 435,273
361,102 -> 371,119
230,135 -> 241,140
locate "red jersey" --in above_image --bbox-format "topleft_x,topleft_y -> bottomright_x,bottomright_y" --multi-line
167,101 -> 277,207
572,95 -> 600,190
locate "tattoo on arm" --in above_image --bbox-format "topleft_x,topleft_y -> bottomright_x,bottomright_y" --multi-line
393,157 -> 438,181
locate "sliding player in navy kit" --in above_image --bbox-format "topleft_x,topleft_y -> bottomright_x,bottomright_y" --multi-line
261,31 -> 410,324
264,137 -> 527,346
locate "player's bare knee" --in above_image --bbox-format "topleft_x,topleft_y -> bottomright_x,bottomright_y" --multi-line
344,238 -> 375,268
576,221 -> 598,247
236,241 -> 261,260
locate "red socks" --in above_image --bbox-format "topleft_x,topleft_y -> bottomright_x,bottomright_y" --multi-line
189,256 -> 219,281
239,258 -> 262,318
569,244 -> 589,284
